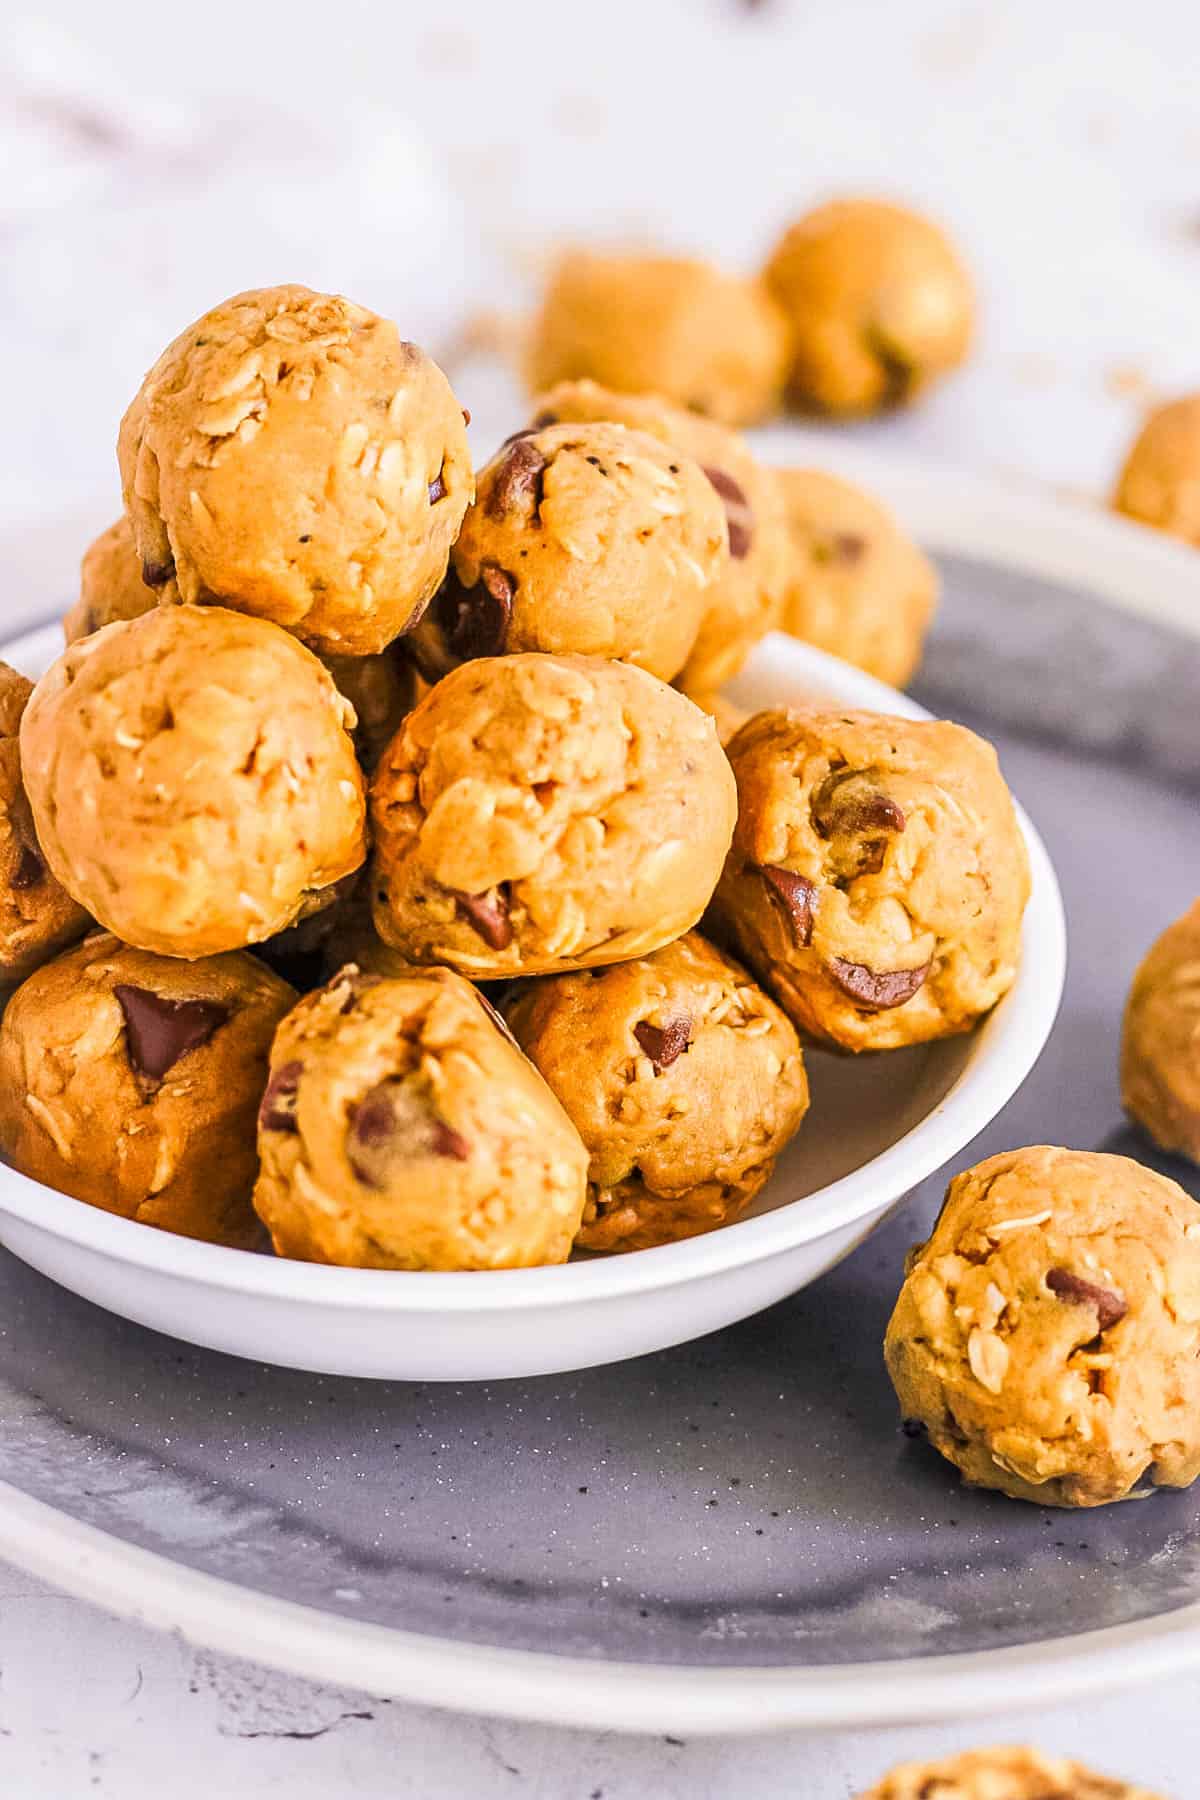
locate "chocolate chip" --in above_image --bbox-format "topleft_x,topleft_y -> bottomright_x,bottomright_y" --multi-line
830,532 -> 867,564
870,335 -> 916,408
826,957 -> 929,1010
454,883 -> 513,950
428,471 -> 446,504
259,1059 -> 303,1133
487,437 -> 547,522
346,1078 -> 470,1187
141,557 -> 175,588
634,1015 -> 692,1072
811,767 -> 906,840
901,1418 -> 927,1439
113,984 -> 229,1081
701,465 -> 754,560
758,864 -> 817,945
11,843 -> 44,890
434,563 -> 514,662
1046,1267 -> 1128,1332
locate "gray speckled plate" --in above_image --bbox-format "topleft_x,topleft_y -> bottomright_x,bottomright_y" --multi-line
2,510 -> 1199,1733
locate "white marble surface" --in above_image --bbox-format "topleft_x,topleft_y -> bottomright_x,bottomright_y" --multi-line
3,0 -> 1200,1792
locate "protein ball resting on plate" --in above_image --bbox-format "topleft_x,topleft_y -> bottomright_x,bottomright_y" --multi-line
62,515 -> 156,643
253,964 -> 588,1269
0,932 -> 295,1247
370,653 -> 737,978
764,198 -> 973,416
406,420 -> 726,685
885,1146 -> 1200,1508
774,467 -> 939,688
708,708 -> 1029,1052
20,606 -> 367,958
1112,391 -> 1200,545
1121,898 -> 1200,1163
0,662 -> 90,986
526,250 -> 790,427
858,1744 -> 1163,1800
506,931 -> 808,1252
529,379 -> 790,691
118,284 -> 472,654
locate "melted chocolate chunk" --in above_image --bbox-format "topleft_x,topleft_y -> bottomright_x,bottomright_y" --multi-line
114,984 -> 229,1081
435,563 -> 514,662
826,957 -> 929,1010
259,1059 -> 303,1133
11,842 -> 44,890
1046,1267 -> 1128,1332
487,437 -> 547,522
428,471 -> 446,504
701,465 -> 754,560
830,532 -> 867,564
811,767 -> 906,840
454,883 -> 513,950
758,865 -> 817,945
347,1078 -> 470,1187
141,556 -> 175,588
634,1015 -> 692,1072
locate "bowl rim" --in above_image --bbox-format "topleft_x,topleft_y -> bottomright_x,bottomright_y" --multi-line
0,619 -> 1066,1311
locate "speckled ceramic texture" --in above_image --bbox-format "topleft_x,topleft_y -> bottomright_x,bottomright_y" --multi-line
1,554 -> 1197,1671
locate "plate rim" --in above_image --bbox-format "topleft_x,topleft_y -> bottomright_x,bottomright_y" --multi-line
5,1477 -> 1200,1737
0,620 -> 1065,1313
1,449 -> 1192,1733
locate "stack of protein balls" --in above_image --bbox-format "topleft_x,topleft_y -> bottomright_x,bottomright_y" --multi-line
1,197 -> 1197,1539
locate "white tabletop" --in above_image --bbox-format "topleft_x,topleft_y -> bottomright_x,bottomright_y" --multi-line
3,1 -> 1199,1791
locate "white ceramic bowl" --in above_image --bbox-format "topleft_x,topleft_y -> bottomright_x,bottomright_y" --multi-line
0,620 -> 1064,1381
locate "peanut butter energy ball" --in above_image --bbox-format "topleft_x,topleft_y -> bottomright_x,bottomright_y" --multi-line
527,251 -> 790,427
0,663 -> 90,984
775,468 -> 939,687
529,379 -> 790,691
21,606 -> 367,958
1121,899 -> 1200,1163
885,1146 -> 1200,1508
1112,392 -> 1200,544
253,965 -> 588,1269
506,931 -> 808,1252
63,516 -> 155,644
118,284 -> 472,654
0,933 -> 295,1247
710,708 -> 1029,1051
859,1745 -> 1162,1800
370,654 -> 737,978
407,421 -> 726,684
764,199 -> 974,416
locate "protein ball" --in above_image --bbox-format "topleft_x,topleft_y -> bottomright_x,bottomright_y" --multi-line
0,932 -> 295,1247
118,284 -> 472,654
709,707 -> 1029,1051
370,653 -> 737,978
407,420 -> 727,685
253,964 -> 588,1269
764,198 -> 973,416
885,1146 -> 1200,1507
21,606 -> 367,957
